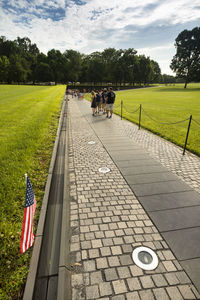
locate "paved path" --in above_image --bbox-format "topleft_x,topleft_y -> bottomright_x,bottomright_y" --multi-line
68,97 -> 200,300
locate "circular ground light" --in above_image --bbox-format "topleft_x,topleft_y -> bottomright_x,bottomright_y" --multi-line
132,246 -> 158,271
88,141 -> 96,144
99,167 -> 110,173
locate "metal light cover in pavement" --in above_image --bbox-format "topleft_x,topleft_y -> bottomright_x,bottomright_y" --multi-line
99,167 -> 110,173
88,141 -> 96,144
132,246 -> 158,271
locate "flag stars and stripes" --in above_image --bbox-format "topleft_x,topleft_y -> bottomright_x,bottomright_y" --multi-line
25,181 -> 35,207
20,176 -> 36,253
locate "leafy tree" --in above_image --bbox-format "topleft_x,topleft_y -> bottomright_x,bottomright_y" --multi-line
63,49 -> 82,83
162,74 -> 176,84
47,49 -> 66,84
32,53 -> 49,83
8,54 -> 29,83
37,53 -> 48,64
170,27 -> 200,88
0,56 -> 10,82
0,36 -> 17,57
151,60 -> 162,83
14,37 -> 39,56
79,54 -> 90,83
0,36 -> 163,85
175,77 -> 185,83
111,50 -> 124,85
84,51 -> 104,84
14,37 -> 40,83
138,55 -> 154,85
101,48 -> 118,82
35,62 -> 53,82
121,48 -> 138,84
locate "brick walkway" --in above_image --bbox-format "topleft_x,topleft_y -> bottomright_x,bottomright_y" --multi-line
68,97 -> 200,300
116,111 -> 200,194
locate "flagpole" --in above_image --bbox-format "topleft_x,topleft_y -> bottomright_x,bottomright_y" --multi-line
25,173 -> 28,184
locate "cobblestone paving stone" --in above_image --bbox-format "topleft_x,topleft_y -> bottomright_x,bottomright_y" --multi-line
111,107 -> 200,194
69,98 -> 200,299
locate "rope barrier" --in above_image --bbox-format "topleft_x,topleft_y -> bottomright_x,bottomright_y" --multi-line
123,105 -> 140,114
85,93 -> 199,155
193,119 -> 200,127
112,97 -> 199,156
114,103 -> 121,109
142,108 -> 190,125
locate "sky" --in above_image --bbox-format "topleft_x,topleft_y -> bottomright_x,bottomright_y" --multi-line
0,0 -> 200,75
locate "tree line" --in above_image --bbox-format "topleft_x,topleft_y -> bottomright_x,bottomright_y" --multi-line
0,36 -> 162,85
0,27 -> 199,87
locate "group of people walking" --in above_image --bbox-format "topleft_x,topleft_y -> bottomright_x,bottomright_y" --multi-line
91,87 -> 116,119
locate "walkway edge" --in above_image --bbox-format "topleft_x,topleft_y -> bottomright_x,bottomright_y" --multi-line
23,95 -> 67,300
57,99 -> 71,300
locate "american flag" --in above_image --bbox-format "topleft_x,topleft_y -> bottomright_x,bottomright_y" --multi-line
20,176 -> 36,253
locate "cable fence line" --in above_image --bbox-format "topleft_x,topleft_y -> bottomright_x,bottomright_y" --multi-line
115,100 -> 200,156
142,107 -> 190,125
123,105 -> 140,114
193,118 -> 200,127
116,101 -> 190,125
114,103 -> 121,109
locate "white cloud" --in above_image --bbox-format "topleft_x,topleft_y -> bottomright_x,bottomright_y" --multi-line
148,0 -> 200,25
0,0 -> 200,74
65,0 -> 200,30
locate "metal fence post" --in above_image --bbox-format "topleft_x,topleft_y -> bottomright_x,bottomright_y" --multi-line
139,104 -> 142,129
121,100 -> 123,120
183,115 -> 192,155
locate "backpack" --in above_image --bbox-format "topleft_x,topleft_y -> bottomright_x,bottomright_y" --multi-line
107,91 -> 115,103
110,92 -> 115,100
96,93 -> 101,102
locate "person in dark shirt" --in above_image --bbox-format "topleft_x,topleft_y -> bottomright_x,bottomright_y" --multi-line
95,90 -> 101,114
91,91 -> 97,116
101,88 -> 107,114
106,87 -> 115,118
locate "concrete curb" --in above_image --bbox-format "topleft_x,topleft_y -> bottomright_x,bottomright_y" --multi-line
23,95 -> 67,300
57,98 -> 71,300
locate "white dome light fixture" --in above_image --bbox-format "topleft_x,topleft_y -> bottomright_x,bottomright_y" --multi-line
99,167 -> 110,173
132,246 -> 158,271
88,141 -> 96,144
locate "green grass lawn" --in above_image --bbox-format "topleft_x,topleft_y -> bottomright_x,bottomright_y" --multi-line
0,84 -> 66,299
85,84 -> 200,155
